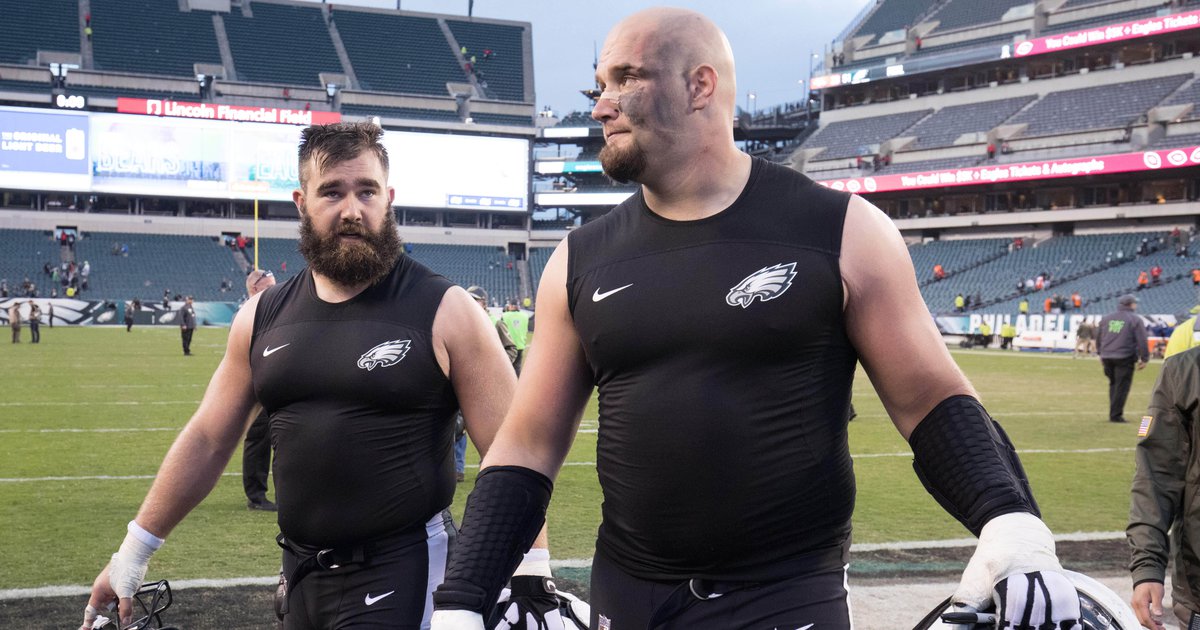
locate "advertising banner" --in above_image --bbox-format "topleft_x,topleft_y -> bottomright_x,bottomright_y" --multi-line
818,145 -> 1200,194
384,130 -> 529,211
89,113 -> 302,200
0,107 -> 90,191
1014,10 -> 1200,58
117,97 -> 341,126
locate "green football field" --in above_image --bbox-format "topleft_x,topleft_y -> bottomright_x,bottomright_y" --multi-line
0,326 -> 1156,590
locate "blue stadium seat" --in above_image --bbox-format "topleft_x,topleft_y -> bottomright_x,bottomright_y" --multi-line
335,10 -> 467,96
0,0 -> 79,65
223,3 -> 344,87
91,0 -> 222,77
446,19 -> 527,102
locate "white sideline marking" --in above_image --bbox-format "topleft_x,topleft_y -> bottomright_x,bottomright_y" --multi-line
0,532 -> 1129,601
0,400 -> 198,407
0,473 -> 238,483
0,427 -> 178,434
0,448 -> 1130,483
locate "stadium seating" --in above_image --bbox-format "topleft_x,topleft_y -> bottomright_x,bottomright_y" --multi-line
0,229 -> 61,296
908,238 -> 1010,284
558,111 -> 601,127
91,0 -> 222,77
904,96 -> 1035,150
908,33 -> 1017,59
1007,74 -> 1190,138
802,109 -> 931,160
876,155 -> 982,175
341,104 -> 461,123
528,247 -> 553,295
406,244 -> 521,304
1043,7 -> 1161,35
926,0 -> 1031,33
1162,78 -> 1200,121
248,236 -> 305,285
335,11 -> 467,96
446,19 -> 527,102
74,232 -> 244,303
1151,131 -> 1200,148
223,2 -> 344,87
921,232 -> 1158,312
852,0 -> 939,43
0,0 -> 78,65
470,112 -> 532,126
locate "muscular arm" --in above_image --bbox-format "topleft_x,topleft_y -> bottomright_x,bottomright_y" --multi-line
479,240 -> 594,478
840,194 -> 975,438
433,286 -> 518,459
84,296 -> 262,628
134,295 -> 262,536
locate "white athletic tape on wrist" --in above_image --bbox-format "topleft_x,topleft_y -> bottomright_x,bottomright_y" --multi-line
513,548 -> 552,578
126,520 -> 165,550
109,526 -> 159,598
430,609 -> 486,629
953,512 -> 1062,609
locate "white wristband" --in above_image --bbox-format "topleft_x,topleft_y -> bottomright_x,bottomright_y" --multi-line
127,520 -> 165,550
513,548 -> 552,577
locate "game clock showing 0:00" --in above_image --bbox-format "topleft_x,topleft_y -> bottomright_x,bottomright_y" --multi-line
52,94 -> 87,110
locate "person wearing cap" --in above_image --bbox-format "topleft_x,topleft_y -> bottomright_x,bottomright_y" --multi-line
179,296 -> 197,356
1097,294 -> 1150,423
455,286 -> 518,482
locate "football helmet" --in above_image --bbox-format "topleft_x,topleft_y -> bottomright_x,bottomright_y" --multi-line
912,570 -> 1140,630
91,580 -> 178,630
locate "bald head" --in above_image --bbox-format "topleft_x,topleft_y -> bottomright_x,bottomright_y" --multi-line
598,7 -> 737,116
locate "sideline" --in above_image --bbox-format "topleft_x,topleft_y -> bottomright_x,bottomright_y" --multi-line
0,532 -> 1127,601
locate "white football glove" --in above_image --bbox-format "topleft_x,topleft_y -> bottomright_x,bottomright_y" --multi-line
494,549 -> 569,630
431,550 -> 560,630
109,521 -> 162,598
954,512 -> 1081,630
430,609 -> 486,630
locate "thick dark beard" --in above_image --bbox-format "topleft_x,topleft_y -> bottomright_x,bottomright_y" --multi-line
297,208 -> 402,287
599,140 -> 649,184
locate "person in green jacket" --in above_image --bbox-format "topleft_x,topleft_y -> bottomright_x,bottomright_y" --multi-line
954,293 -> 965,313
1128,346 -> 1200,630
500,302 -> 531,373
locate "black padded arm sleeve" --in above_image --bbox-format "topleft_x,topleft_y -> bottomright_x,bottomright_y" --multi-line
908,395 -> 1040,537
432,465 -> 552,624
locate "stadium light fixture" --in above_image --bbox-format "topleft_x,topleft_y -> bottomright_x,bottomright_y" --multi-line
325,83 -> 340,104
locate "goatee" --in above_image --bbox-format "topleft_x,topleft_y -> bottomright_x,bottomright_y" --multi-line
298,208 -> 402,287
599,141 -> 649,184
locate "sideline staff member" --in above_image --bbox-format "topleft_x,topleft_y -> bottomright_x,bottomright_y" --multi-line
1128,346 -> 1200,630
1097,294 -> 1149,423
432,7 -> 1080,630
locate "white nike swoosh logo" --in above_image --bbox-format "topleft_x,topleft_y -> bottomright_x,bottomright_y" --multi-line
592,283 -> 633,302
364,590 -> 394,606
262,344 -> 290,357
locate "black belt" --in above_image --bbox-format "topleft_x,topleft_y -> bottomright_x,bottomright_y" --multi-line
646,577 -> 760,629
275,524 -> 431,616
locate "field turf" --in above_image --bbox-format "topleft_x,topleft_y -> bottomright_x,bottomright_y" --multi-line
0,326 -> 1155,590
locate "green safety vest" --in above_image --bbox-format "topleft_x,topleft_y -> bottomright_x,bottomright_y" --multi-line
501,310 -> 530,350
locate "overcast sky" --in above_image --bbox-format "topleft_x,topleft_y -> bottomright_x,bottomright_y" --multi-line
303,0 -> 873,115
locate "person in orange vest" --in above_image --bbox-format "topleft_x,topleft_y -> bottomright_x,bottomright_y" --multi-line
1044,296 -> 1053,313
1072,292 -> 1082,309
1192,268 -> 1200,287
933,264 -> 945,281
1137,270 -> 1149,290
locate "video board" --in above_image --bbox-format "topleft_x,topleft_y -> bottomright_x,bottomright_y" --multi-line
0,106 -> 530,212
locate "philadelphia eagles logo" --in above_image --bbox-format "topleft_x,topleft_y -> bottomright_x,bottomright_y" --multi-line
357,339 -> 411,371
726,262 -> 798,308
